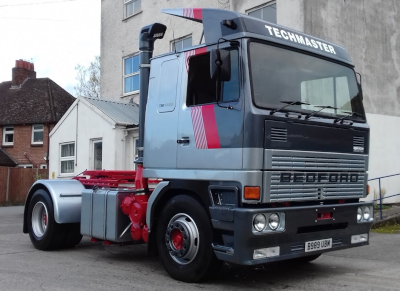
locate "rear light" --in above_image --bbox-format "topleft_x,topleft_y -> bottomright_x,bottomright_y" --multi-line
244,186 -> 260,200
367,184 -> 370,195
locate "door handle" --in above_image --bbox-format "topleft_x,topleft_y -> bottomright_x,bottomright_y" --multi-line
177,138 -> 190,145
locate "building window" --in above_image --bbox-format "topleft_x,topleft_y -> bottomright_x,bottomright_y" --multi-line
60,142 -> 75,174
92,139 -> 103,170
18,164 -> 33,168
31,124 -> 44,144
171,35 -> 192,52
3,126 -> 14,146
39,164 -> 47,169
248,2 -> 277,23
124,0 -> 141,18
124,54 -> 140,94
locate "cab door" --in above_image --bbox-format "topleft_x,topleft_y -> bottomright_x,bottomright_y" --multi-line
176,48 -> 244,170
144,56 -> 180,169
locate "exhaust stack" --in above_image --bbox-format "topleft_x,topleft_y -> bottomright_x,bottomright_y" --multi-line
136,23 -> 167,165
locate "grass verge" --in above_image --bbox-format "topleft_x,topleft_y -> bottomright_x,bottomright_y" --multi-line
371,224 -> 400,234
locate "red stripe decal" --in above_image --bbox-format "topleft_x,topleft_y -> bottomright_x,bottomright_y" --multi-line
191,107 -> 207,149
193,8 -> 202,20
202,105 -> 220,149
194,47 -> 207,55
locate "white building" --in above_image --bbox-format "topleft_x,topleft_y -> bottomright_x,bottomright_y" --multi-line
49,97 -> 139,179
100,0 -> 400,203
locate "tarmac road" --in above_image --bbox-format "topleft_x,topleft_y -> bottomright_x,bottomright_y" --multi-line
1,206 -> 399,291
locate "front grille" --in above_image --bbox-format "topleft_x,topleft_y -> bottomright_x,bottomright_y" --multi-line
297,223 -> 348,234
268,151 -> 367,172
268,172 -> 366,201
353,136 -> 364,148
271,128 -> 288,142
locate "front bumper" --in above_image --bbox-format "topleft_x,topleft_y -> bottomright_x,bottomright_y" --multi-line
210,202 -> 373,265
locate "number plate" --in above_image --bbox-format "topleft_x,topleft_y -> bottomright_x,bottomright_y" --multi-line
305,238 -> 332,253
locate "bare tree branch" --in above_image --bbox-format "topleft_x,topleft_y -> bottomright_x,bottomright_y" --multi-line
74,56 -> 100,98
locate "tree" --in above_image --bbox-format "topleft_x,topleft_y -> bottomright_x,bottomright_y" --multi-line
74,56 -> 100,98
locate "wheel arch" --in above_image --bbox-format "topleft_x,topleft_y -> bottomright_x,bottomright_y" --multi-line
23,180 -> 85,233
147,180 -> 214,256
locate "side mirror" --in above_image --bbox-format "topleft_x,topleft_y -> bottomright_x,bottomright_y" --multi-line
210,49 -> 231,81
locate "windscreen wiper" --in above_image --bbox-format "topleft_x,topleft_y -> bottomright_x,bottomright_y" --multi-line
269,101 -> 310,115
305,105 -> 338,119
334,111 -> 362,124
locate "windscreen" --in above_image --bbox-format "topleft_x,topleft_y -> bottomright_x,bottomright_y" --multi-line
249,42 -> 365,119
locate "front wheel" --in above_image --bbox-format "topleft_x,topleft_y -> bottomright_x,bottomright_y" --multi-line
156,195 -> 221,282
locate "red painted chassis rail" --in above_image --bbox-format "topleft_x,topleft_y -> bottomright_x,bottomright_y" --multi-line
73,170 -> 160,189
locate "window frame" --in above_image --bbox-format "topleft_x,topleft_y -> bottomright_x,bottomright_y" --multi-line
171,35 -> 193,52
60,142 -> 75,176
123,54 -> 140,95
247,1 -> 277,23
3,126 -> 14,146
91,139 -> 103,170
186,48 -> 241,107
18,164 -> 33,168
124,0 -> 141,19
31,124 -> 44,145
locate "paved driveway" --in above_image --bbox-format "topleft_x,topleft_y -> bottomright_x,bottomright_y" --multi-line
1,206 -> 399,290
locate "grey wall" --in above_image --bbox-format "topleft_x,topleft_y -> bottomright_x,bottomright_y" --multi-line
301,0 -> 400,116
100,0 -> 276,103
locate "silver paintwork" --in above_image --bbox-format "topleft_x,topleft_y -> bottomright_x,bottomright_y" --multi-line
144,55 -> 181,169
242,148 -> 264,170
143,169 -> 262,204
146,181 -> 169,232
264,149 -> 368,172
26,180 -> 85,224
31,201 -> 48,238
166,213 -> 200,265
263,172 -> 367,202
80,189 -> 134,242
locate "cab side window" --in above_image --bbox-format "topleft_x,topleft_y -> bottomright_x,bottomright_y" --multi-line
186,50 -> 239,106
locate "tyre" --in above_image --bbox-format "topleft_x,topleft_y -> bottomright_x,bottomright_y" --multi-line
156,195 -> 222,282
62,223 -> 82,248
27,189 -> 66,250
292,254 -> 321,263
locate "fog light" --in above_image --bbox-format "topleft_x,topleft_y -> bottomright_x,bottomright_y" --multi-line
351,235 -> 360,244
253,246 -> 280,259
357,207 -> 362,222
363,206 -> 370,220
352,234 -> 369,244
253,214 -> 266,232
360,233 -> 368,242
268,213 -> 280,230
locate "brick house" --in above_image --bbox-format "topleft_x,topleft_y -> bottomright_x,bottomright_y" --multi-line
0,60 -> 76,169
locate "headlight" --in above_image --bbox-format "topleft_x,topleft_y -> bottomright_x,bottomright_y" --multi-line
268,213 -> 280,230
357,207 -> 362,222
363,206 -> 370,220
253,214 -> 266,232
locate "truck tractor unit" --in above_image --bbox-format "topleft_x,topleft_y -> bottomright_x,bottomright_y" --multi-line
23,8 -> 373,282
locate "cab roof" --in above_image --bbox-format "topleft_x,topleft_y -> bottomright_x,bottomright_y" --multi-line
162,8 -> 352,65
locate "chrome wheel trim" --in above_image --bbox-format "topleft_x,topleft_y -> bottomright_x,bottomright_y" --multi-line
165,213 -> 200,265
32,202 -> 48,238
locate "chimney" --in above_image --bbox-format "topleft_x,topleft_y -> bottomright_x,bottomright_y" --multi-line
11,59 -> 36,87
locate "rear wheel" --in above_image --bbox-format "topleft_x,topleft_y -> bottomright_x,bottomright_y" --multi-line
157,195 -> 221,282
27,189 -> 66,250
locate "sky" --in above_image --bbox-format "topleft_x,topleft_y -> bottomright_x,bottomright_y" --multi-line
0,0 -> 101,96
